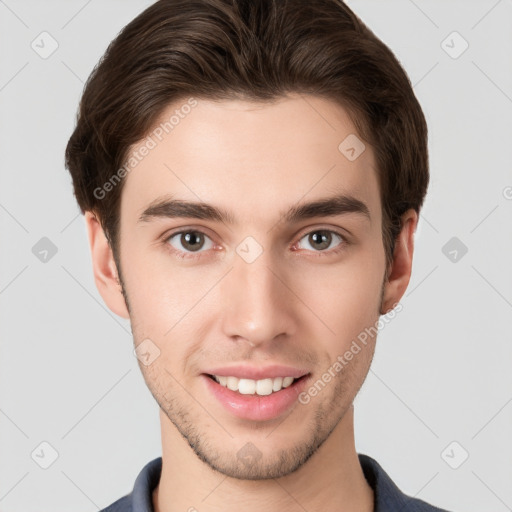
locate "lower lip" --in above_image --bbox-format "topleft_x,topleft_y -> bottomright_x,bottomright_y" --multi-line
202,374 -> 311,422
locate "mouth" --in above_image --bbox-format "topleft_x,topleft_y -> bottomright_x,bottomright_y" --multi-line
205,373 -> 308,396
201,372 -> 311,421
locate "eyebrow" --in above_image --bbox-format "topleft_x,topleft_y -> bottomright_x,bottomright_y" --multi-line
137,194 -> 371,225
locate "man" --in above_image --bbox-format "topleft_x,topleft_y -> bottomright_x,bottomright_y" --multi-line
65,0 -> 452,510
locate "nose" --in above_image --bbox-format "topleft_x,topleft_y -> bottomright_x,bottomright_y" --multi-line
219,249 -> 296,347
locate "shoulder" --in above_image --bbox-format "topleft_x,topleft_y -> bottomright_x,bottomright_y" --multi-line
358,453 -> 453,512
99,457 -> 162,512
99,494 -> 132,512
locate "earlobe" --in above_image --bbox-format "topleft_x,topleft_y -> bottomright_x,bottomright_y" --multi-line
380,209 -> 418,314
84,211 -> 130,319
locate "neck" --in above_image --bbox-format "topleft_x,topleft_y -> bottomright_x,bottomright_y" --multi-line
153,405 -> 373,512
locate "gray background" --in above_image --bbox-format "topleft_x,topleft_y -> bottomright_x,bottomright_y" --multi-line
1,1 -> 511,510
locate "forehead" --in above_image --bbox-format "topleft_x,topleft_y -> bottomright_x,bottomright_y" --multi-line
120,94 -> 380,226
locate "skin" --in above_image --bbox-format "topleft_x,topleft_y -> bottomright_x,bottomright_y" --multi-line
85,94 -> 417,512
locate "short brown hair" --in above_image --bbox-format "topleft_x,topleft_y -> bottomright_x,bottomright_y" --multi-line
65,0 -> 428,275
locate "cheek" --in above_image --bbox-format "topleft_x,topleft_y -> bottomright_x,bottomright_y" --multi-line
120,242 -> 224,339
119,216 -> 205,315
291,252 -> 384,341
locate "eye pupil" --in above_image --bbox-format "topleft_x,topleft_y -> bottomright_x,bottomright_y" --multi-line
182,232 -> 204,251
309,230 -> 331,250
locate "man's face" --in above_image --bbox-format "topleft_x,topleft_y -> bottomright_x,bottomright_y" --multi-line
116,94 -> 387,479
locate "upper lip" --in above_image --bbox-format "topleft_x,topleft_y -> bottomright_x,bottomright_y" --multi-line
203,365 -> 310,380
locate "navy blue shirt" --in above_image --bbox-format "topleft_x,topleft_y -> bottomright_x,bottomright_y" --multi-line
101,454 -> 452,511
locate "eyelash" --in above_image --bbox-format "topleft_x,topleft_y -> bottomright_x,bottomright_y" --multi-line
162,227 -> 349,261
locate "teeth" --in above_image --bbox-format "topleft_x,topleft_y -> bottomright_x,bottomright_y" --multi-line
256,378 -> 273,396
282,376 -> 294,387
238,378 -> 256,395
272,377 -> 283,392
226,376 -> 238,391
213,375 -> 298,395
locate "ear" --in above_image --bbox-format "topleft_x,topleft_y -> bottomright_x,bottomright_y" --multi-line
381,209 -> 418,314
84,211 -> 130,319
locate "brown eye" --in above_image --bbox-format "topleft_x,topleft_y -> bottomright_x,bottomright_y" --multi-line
298,230 -> 344,252
167,231 -> 213,253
